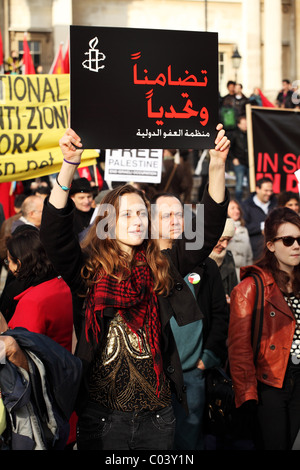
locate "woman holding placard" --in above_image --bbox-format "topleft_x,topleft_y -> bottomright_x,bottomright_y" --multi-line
40,124 -> 230,450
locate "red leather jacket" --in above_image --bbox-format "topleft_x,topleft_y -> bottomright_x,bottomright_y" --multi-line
228,265 -> 296,408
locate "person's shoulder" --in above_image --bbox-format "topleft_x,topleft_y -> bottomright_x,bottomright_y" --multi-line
204,257 -> 217,268
241,194 -> 255,208
240,265 -> 271,286
204,257 -> 224,277
224,251 -> 236,268
232,271 -> 256,296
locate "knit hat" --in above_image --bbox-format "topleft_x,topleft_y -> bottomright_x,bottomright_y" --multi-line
221,218 -> 235,239
69,177 -> 92,196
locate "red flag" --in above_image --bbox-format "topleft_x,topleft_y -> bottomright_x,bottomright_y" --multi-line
0,183 -> 15,218
0,28 -> 3,67
78,166 -> 103,191
49,43 -> 65,74
23,34 -> 36,74
258,89 -> 275,108
63,41 -> 69,74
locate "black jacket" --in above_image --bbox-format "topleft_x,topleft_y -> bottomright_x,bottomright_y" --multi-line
228,128 -> 248,167
219,250 -> 238,298
188,257 -> 228,363
242,192 -> 277,261
40,186 -> 229,412
276,90 -> 295,109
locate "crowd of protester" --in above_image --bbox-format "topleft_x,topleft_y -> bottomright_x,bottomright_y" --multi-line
0,79 -> 300,452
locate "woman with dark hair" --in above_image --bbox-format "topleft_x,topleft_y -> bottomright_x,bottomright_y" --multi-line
228,207 -> 300,450
6,226 -> 54,280
4,226 -> 73,352
39,124 -> 230,450
277,190 -> 300,214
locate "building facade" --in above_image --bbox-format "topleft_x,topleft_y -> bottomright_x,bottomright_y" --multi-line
0,0 -> 299,101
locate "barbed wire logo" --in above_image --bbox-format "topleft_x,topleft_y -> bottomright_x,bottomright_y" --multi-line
82,37 -> 106,73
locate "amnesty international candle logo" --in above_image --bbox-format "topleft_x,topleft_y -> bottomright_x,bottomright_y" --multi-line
70,26 -> 219,150
82,37 -> 106,73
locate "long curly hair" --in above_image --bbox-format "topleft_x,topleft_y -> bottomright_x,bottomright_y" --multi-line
80,184 -> 172,296
256,207 -> 300,294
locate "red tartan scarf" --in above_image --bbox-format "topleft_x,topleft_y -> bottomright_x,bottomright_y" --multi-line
84,250 -> 164,395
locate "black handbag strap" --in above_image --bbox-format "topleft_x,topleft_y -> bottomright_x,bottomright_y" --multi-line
249,273 -> 264,366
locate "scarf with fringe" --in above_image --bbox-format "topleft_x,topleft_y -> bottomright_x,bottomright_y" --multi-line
84,250 -> 164,395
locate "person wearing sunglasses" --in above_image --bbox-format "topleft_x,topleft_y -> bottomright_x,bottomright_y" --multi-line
228,206 -> 300,450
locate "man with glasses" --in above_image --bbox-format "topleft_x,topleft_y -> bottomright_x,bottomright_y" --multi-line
151,192 -> 229,450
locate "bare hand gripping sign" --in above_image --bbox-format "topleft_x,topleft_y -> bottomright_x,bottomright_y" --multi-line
70,26 -> 219,149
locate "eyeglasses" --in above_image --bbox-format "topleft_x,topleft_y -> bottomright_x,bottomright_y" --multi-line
273,236 -> 300,247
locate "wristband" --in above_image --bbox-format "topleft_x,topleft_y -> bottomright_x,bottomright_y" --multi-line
63,158 -> 80,166
56,174 -> 70,191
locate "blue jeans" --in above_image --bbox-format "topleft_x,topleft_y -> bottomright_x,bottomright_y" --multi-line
76,401 -> 175,450
233,164 -> 248,201
172,368 -> 206,450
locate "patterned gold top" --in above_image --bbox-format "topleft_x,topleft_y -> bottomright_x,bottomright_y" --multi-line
88,313 -> 171,411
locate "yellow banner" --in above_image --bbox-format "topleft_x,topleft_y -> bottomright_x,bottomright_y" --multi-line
0,74 -> 98,182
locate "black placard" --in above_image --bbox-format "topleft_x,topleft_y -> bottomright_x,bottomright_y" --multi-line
70,25 -> 219,150
248,106 -> 300,194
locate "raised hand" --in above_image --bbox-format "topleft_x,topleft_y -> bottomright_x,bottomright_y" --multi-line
59,128 -> 83,164
209,123 -> 231,163
207,124 -> 230,203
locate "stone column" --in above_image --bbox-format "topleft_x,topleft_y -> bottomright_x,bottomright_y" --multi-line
263,0 -> 282,101
52,0 -> 72,53
241,0 -> 261,95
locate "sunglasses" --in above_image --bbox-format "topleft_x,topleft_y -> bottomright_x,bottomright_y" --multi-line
273,236 -> 300,247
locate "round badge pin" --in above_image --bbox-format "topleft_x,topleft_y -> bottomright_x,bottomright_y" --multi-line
188,273 -> 200,285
